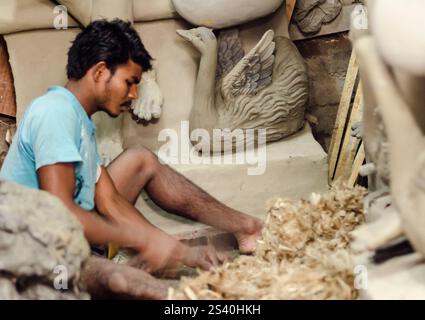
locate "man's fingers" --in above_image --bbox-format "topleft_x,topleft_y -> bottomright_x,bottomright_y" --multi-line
206,249 -> 219,267
199,259 -> 213,271
128,255 -> 146,269
142,264 -> 153,273
217,251 -> 229,263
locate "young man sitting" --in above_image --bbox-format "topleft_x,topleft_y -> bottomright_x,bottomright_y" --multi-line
0,19 -> 263,299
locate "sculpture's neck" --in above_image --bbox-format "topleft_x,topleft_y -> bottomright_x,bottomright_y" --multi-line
190,47 -> 218,131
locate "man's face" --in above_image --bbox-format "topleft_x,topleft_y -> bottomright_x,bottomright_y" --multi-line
99,59 -> 142,118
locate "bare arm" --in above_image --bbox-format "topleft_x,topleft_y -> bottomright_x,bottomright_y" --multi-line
93,166 -> 190,270
94,166 -> 155,228
37,163 -> 148,248
94,168 -> 227,271
37,163 -> 222,271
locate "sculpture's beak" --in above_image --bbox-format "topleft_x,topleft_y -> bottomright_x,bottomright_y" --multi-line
176,29 -> 192,41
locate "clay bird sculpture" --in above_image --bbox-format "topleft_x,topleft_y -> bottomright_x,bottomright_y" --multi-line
176,27 -> 308,153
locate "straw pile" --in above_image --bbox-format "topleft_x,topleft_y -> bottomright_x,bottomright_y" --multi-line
168,183 -> 366,300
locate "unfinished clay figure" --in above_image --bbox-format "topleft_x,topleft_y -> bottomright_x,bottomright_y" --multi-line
131,69 -> 163,121
177,27 -> 308,152
350,0 -> 425,255
293,0 -> 343,35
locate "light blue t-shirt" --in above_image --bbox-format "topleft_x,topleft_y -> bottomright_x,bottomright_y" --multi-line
0,86 -> 102,210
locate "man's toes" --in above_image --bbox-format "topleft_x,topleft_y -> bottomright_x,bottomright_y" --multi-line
237,236 -> 258,254
217,251 -> 229,263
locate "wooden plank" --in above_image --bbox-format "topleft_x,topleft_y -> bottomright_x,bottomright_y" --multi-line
328,50 -> 358,183
348,142 -> 365,187
108,243 -> 119,260
286,0 -> 297,22
333,83 -> 364,182
0,36 -> 16,117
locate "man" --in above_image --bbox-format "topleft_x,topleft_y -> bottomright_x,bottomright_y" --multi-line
0,19 -> 262,298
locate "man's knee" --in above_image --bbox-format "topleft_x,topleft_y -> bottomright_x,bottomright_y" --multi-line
128,146 -> 160,177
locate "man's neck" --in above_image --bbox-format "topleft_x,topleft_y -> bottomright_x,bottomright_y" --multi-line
65,80 -> 98,117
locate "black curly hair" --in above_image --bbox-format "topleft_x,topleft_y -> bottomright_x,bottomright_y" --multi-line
66,19 -> 152,80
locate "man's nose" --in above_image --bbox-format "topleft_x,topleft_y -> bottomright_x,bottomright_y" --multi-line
128,83 -> 138,100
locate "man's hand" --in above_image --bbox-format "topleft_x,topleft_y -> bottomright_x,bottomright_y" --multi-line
127,234 -> 183,273
38,164 -> 227,274
129,242 -> 227,273
181,245 -> 228,271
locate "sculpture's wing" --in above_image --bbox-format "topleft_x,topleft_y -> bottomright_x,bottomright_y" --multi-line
221,30 -> 275,99
216,28 -> 245,79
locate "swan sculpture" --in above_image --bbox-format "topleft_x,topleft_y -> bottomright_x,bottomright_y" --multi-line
176,27 -> 309,152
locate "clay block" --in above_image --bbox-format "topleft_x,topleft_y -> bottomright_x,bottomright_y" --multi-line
0,181 -> 90,299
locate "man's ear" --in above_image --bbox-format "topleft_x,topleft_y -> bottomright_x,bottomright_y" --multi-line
92,61 -> 109,82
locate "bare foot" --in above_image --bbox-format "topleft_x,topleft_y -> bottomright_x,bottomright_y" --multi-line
82,256 -> 169,300
235,218 -> 264,254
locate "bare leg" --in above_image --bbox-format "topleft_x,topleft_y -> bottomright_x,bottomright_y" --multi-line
81,256 -> 170,300
107,146 -> 263,253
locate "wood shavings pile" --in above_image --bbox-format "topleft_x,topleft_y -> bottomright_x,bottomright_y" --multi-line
168,184 -> 366,300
